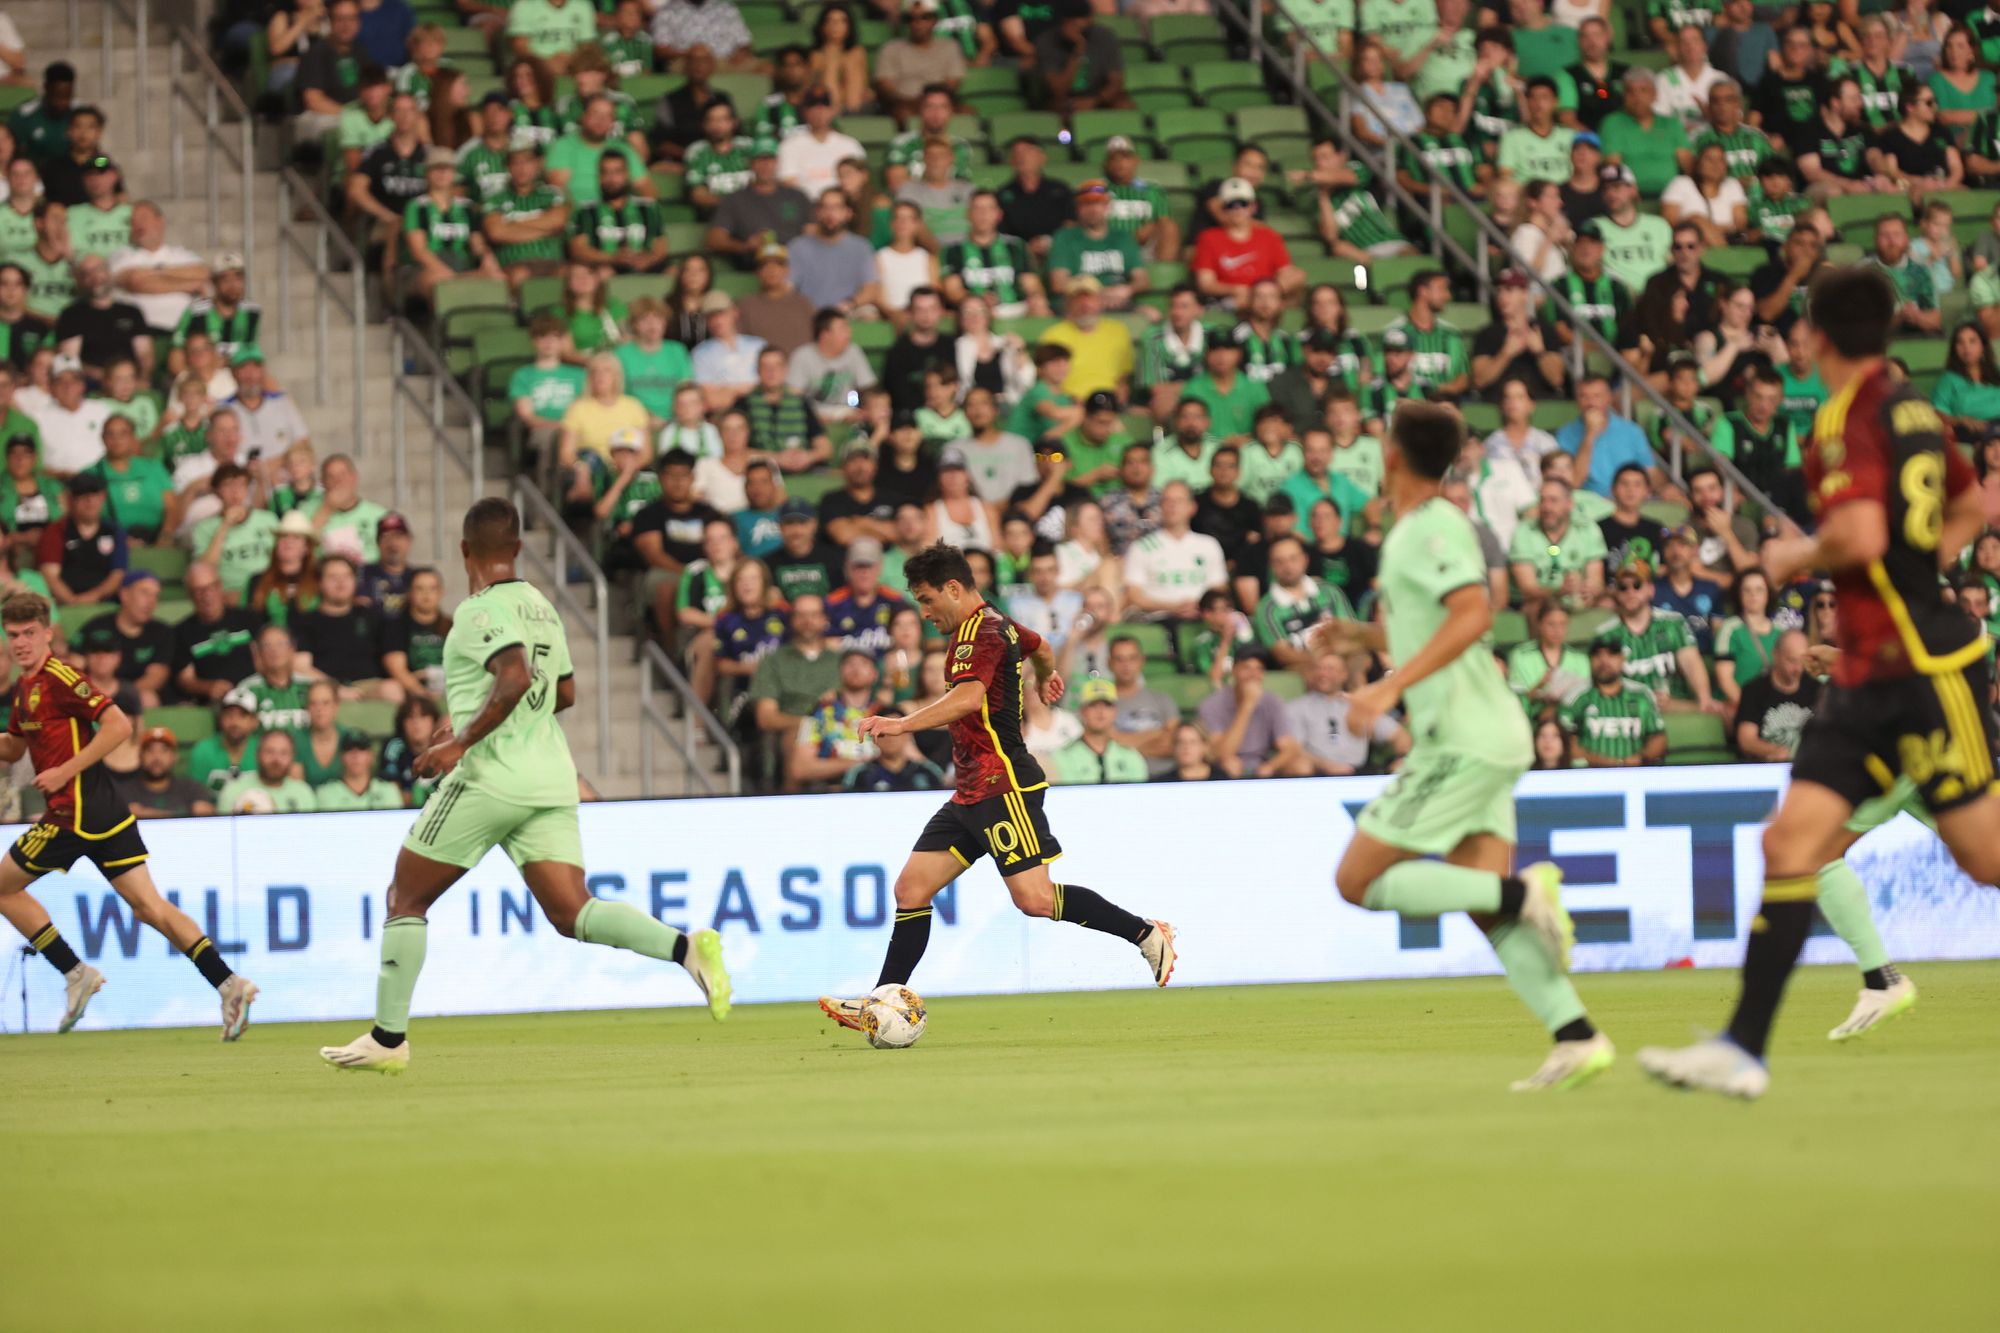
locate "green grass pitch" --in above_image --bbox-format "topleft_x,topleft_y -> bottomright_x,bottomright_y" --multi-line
9,964 -> 1996,1332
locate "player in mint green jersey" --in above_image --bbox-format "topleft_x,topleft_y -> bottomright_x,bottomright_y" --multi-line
1315,403 -> 1612,1092
320,500 -> 730,1074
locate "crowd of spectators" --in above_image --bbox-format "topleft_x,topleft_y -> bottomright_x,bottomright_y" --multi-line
178,0 -> 2000,795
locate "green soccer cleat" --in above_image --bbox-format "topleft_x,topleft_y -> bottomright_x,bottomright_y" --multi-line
1510,1033 -> 1616,1092
685,928 -> 731,1021
1830,975 -> 1917,1042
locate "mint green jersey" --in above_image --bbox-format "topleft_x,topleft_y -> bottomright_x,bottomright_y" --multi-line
1377,496 -> 1530,764
445,580 -> 577,807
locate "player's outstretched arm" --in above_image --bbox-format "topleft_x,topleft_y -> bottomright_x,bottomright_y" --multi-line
417,646 -> 532,777
859,680 -> 987,739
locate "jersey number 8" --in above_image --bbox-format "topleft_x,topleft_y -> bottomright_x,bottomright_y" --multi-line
1900,452 -> 1943,553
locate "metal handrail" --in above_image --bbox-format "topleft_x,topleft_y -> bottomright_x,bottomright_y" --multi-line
102,0 -> 150,150
639,641 -> 743,797
511,478 -> 614,777
1238,2 -> 1787,519
165,26 -> 254,294
387,317 -> 486,547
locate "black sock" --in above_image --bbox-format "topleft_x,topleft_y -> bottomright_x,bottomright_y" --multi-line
28,923 -> 81,975
1862,962 -> 1902,991
1725,895 -> 1816,1059
877,908 -> 932,986
1051,884 -> 1150,943
184,936 -> 234,990
1497,876 -> 1526,918
672,933 -> 689,965
370,1025 -> 406,1049
1554,1017 -> 1597,1043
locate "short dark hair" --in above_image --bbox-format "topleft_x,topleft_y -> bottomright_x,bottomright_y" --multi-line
657,447 -> 697,472
1807,265 -> 1897,359
1,591 -> 49,626
812,307 -> 847,338
462,496 -> 521,556
1390,401 -> 1465,481
902,542 -> 975,592
1525,75 -> 1558,96
1212,444 -> 1240,467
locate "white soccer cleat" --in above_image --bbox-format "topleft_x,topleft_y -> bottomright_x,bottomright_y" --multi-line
818,995 -> 869,1033
1510,1033 -> 1616,1092
218,974 -> 258,1042
1829,975 -> 1917,1042
1139,920 -> 1177,987
319,1032 -> 411,1074
1516,862 -> 1575,971
59,963 -> 104,1033
1638,1036 -> 1770,1101
684,928 -> 731,1021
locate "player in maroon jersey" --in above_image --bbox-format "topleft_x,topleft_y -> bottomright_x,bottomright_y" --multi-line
0,593 -> 259,1038
817,543 -> 1176,1034
1642,267 -> 2000,1100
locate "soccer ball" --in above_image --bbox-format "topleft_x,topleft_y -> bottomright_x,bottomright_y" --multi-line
862,983 -> 927,1049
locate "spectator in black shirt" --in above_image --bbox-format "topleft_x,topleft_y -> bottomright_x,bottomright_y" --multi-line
347,91 -> 429,284
36,472 -> 126,607
1471,270 -> 1568,399
1866,85 -> 1963,200
1750,26 -> 1824,158
292,553 -> 399,698
359,510 -> 415,614
1559,18 -> 1628,132
766,497 -> 848,604
1230,491 -> 1303,599
633,448 -> 726,635
171,559 -> 261,704
78,569 -> 174,707
293,0 -> 375,144
55,253 -> 153,382
817,439 -> 899,547
1034,1 -> 1129,117
40,107 -> 122,207
1193,444 -> 1261,572
1750,213 -> 1826,335
116,724 -> 218,818
842,711 -> 947,791
880,285 -> 954,412
994,0 -> 1062,62
0,263 -> 55,371
649,44 -> 729,162
997,135 -> 1074,261
1597,462 -> 1666,574
1732,629 -> 1815,761
1559,132 -> 1608,228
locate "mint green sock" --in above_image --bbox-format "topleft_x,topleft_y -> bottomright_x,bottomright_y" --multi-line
1487,920 -> 1587,1034
1816,858 -> 1890,973
1361,860 -> 1503,916
575,898 -> 686,962
375,916 -> 428,1036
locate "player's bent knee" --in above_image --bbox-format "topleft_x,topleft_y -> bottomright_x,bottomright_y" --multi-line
1007,880 -> 1054,917
547,902 -> 582,938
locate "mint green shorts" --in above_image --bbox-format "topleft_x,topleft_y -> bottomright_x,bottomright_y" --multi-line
1845,775 -> 1933,837
401,773 -> 584,870
1356,747 -> 1526,856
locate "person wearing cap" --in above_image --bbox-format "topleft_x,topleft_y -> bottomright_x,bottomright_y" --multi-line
940,190 -> 1046,317
62,153 -> 129,263
1560,627 -> 1666,767
631,447 -> 725,634
735,240 -> 817,354
114,724 -> 218,819
405,146 -> 501,301
452,92 -> 520,207
27,352 -> 110,476
1051,388 -> 1132,498
1557,131 -> 1607,228
482,145 -> 571,293
1033,0 -> 1129,117
1601,546 -> 1719,712
53,253 -> 151,382
36,470 -> 126,606
78,569 -> 173,707
1547,218 -> 1629,350
876,26 -> 967,131
1591,162 -> 1671,293
1047,182 -> 1145,311
1652,515 -> 1726,656
225,347 -> 313,465
1041,276 -> 1136,401
334,65 -> 397,185
1497,77 -> 1578,186
826,535 -> 908,654
1192,174 -> 1303,306
168,251 -> 260,374
187,686 -> 262,792
311,731 -> 407,811
1049,677 -> 1149,784
80,413 -> 175,547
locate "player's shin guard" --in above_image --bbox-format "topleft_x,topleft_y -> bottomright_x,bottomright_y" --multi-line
878,907 -> 932,986
1815,859 -> 1894,981
1362,861 -> 1508,916
1051,884 -> 1149,942
184,935 -> 234,989
574,898 -> 686,962
1487,918 -> 1594,1041
372,916 -> 429,1049
27,922 -> 81,974
1724,876 -> 1818,1059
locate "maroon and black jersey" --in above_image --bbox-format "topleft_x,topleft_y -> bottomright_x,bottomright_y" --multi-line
7,654 -> 132,835
943,604 -> 1047,805
1806,363 -> 1982,689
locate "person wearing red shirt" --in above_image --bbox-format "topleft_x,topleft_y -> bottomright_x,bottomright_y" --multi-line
1192,176 -> 1306,307
815,542 -> 1177,1034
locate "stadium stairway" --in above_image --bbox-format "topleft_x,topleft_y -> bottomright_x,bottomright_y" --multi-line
31,0 -> 678,800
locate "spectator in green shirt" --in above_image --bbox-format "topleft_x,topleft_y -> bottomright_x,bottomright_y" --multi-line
1509,475 -> 1608,607
1598,69 -> 1692,197
218,729 -> 321,814
83,414 -> 176,544
187,687 -> 260,792
1183,338 -> 1270,442
300,453 -> 389,563
314,733 -> 408,811
1870,213 -> 1942,336
403,147 -> 502,304
545,96 -> 650,210
1050,677 -> 1149,783
510,313 -> 588,459
506,0 -> 598,72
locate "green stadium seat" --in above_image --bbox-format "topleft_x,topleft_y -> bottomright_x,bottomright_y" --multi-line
738,3 -> 792,27
1045,160 -> 1100,188
1563,607 -> 1614,643
155,600 -> 193,627
441,28 -> 491,59
946,114 -> 990,148
752,22 -> 812,56
1707,246 -> 1764,280
1492,608 -> 1529,647
841,114 -> 899,149
711,72 -> 773,110
997,315 -> 1060,343
444,308 -> 515,377
1262,670 -> 1306,701
1891,338 -> 1949,377
129,547 -> 190,583
1151,107 -> 1233,155
990,111 -> 1063,147
851,320 -> 897,353
474,326 -> 535,429
147,705 -> 216,747
1442,302 -> 1491,336
1119,621 -> 1175,662
1148,14 -> 1223,54
969,162 -> 1013,189
1073,109 -> 1149,153
1347,306 -> 1402,336
1639,498 -> 1690,527
1664,711 -> 1728,763
1187,62 -> 1267,113
1134,158 -> 1191,189
1157,673 -> 1215,714
1166,41 -> 1232,66
1125,65 -> 1196,111
1097,14 -> 1143,43
433,277 -> 513,347
623,74 -> 680,105
1460,402 -> 1502,436
713,269 -> 760,299
339,699 -> 400,740
518,274 -> 564,317
663,220 -> 708,253
1266,209 -> 1318,241
1299,255 -> 1365,290
56,604 -> 98,641
1530,401 -> 1576,433
1364,254 -> 1435,302
958,67 -> 1024,100
1927,189 -> 2000,220
1825,194 -> 1913,231
1234,105 -> 1310,143
608,274 -> 671,307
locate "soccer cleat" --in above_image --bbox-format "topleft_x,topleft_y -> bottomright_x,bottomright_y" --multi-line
319,1032 -> 411,1074
1829,975 -> 1917,1042
1516,862 -> 1575,971
1139,920 -> 1177,987
218,974 -> 259,1042
1638,1036 -> 1770,1101
1510,1033 -> 1616,1092
58,963 -> 104,1033
685,928 -> 732,1021
818,995 -> 869,1032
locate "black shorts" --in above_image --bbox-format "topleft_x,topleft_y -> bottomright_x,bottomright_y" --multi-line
9,816 -> 150,882
915,787 -> 1063,878
1792,662 -> 1999,816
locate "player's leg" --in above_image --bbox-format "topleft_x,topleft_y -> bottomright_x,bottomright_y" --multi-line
320,843 -> 469,1072
102,857 -> 262,1041
1446,834 -> 1615,1092
0,850 -> 103,1033
1819,805 -> 1918,1041
1002,791 -> 1174,984
820,847 -> 962,1031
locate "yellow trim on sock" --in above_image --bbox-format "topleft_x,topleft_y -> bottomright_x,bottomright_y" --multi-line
28,923 -> 56,949
1761,874 -> 1820,904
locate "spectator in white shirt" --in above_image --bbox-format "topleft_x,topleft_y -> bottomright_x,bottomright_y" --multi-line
1004,542 -> 1084,647
31,355 -> 111,476
775,89 -> 863,201
109,201 -> 209,337
1122,480 -> 1226,620
0,15 -> 26,86
1655,25 -> 1724,128
225,350 -> 312,461
1288,651 -> 1412,775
